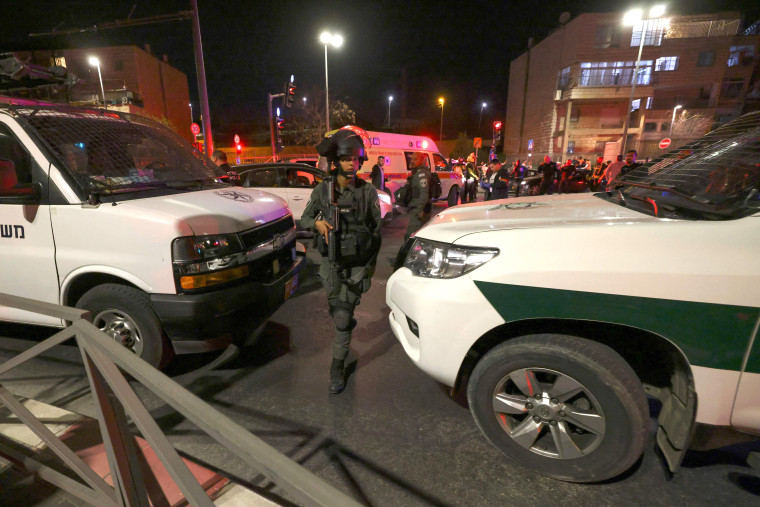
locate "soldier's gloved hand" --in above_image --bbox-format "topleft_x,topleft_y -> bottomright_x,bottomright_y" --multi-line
315,220 -> 332,243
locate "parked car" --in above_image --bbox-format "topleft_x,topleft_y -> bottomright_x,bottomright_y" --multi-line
387,112 -> 760,482
237,163 -> 393,227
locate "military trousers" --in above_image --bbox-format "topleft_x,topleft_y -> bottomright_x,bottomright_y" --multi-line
404,205 -> 430,241
319,260 -> 365,361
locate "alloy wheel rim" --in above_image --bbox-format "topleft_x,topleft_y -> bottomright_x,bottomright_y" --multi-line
92,309 -> 145,356
491,367 -> 605,459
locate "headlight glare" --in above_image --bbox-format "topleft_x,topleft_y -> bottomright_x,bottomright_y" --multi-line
172,234 -> 244,262
404,238 -> 498,278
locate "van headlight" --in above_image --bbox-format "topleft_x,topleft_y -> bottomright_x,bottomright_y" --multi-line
404,238 -> 498,278
171,234 -> 248,290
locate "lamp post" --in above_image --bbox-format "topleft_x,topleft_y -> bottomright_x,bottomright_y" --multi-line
620,4 -> 666,156
479,102 -> 487,132
669,105 -> 682,137
319,31 -> 343,132
387,95 -> 393,129
302,97 -> 307,107
438,97 -> 445,142
189,102 -> 193,123
87,56 -> 107,110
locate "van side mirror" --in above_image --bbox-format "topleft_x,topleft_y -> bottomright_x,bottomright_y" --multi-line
0,182 -> 42,205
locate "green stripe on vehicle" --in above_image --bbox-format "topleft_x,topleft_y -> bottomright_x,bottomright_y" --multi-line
474,281 -> 760,372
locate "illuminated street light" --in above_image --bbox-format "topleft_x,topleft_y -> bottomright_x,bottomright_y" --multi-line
620,4 -> 667,155
438,97 -> 445,142
479,102 -> 487,132
670,104 -> 683,137
189,102 -> 193,122
88,56 -> 107,110
387,95 -> 393,129
319,31 -> 343,132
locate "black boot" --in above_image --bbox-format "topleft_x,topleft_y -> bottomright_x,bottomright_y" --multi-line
329,358 -> 345,394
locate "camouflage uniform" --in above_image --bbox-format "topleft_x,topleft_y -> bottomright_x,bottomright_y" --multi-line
402,165 -> 432,241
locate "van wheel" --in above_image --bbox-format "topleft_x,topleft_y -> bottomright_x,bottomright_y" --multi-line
447,186 -> 459,207
467,334 -> 648,482
76,284 -> 168,368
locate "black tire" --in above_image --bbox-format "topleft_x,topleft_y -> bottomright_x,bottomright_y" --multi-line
447,186 -> 459,207
76,284 -> 169,368
467,334 -> 648,482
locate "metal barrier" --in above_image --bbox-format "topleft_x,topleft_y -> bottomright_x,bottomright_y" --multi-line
0,292 -> 360,507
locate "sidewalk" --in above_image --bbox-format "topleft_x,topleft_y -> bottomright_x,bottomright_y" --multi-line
0,395 -> 279,506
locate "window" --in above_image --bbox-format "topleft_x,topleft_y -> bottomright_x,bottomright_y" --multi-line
404,152 -> 429,171
567,141 -> 575,154
285,168 -> 320,187
661,122 -> 671,132
631,99 -> 641,111
569,107 -> 580,123
697,51 -> 715,67
728,45 -> 755,67
433,153 -> 448,171
52,56 -> 66,68
244,169 -> 280,187
699,85 -> 712,100
594,25 -> 620,48
721,79 -> 744,98
579,61 -> 652,87
558,66 -> 571,89
630,18 -> 666,47
655,57 -> 678,71
644,122 -> 658,132
0,123 -> 34,190
645,97 -> 653,109
114,60 -> 124,71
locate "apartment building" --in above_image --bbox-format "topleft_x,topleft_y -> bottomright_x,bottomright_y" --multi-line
3,46 -> 192,143
505,11 -> 760,161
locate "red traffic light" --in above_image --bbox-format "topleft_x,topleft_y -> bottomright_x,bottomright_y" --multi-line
277,118 -> 284,130
493,121 -> 503,131
235,143 -> 242,154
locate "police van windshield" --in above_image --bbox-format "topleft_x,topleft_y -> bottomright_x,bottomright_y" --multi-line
601,112 -> 760,220
18,107 -> 224,196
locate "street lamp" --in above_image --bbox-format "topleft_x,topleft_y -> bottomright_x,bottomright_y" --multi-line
88,56 -> 107,110
479,102 -> 487,132
387,95 -> 393,129
302,96 -> 307,107
438,97 -> 445,142
670,104 -> 683,137
189,102 -> 193,123
620,4 -> 666,155
319,31 -> 343,132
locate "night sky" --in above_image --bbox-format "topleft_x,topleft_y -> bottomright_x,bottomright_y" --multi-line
4,0 -> 760,138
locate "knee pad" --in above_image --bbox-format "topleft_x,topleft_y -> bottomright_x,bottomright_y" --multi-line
333,308 -> 354,332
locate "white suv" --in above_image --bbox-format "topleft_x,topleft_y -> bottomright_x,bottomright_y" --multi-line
387,112 -> 760,482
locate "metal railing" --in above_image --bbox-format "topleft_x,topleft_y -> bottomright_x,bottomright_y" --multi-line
0,292 -> 360,507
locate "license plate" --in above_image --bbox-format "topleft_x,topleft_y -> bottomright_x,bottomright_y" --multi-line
284,274 -> 298,300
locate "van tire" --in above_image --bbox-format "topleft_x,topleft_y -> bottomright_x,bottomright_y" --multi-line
76,284 -> 167,368
467,334 -> 649,482
447,186 -> 459,207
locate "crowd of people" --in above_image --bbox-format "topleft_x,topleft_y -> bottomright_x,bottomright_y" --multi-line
447,149 -> 643,201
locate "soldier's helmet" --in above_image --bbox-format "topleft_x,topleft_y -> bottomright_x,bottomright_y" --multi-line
316,129 -> 367,163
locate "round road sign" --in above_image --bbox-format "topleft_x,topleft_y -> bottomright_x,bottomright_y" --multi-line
191,123 -> 200,135
659,138 -> 672,149
234,134 -> 241,144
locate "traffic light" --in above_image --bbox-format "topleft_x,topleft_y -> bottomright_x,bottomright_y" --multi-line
274,108 -> 284,152
284,75 -> 296,108
235,143 -> 242,155
493,121 -> 503,143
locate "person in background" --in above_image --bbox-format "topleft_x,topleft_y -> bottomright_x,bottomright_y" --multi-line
463,162 -> 480,203
557,159 -> 576,194
399,152 -> 433,241
619,149 -> 642,177
511,159 -> 526,197
370,155 -> 385,192
212,149 -> 239,185
601,154 -> 626,190
538,155 -> 557,195
489,158 -> 510,200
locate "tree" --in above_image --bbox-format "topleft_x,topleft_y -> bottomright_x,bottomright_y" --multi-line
672,110 -> 711,137
450,132 -> 474,159
290,92 -> 357,145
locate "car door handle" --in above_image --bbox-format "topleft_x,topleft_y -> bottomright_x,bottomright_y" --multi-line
292,196 -> 304,200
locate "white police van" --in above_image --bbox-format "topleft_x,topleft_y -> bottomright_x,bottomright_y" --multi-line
387,112 -> 760,482
0,101 -> 304,367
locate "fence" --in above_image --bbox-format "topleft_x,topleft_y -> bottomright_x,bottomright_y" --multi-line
0,292 -> 360,507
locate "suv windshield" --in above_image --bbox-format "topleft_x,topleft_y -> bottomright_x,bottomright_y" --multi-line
601,111 -> 760,220
13,106 -> 223,198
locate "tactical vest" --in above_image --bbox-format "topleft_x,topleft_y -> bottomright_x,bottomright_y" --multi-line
316,182 -> 377,267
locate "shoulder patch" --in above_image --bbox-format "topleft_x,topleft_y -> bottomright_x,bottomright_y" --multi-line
419,178 -> 428,188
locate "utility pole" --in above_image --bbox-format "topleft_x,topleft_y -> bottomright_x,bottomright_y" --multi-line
268,92 -> 284,159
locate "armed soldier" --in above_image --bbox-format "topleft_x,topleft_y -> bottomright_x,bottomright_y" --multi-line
399,152 -> 433,241
301,129 -> 382,394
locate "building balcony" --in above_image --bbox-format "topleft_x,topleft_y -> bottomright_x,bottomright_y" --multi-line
557,84 -> 655,102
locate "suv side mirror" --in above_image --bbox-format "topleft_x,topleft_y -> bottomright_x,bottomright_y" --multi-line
0,182 -> 42,205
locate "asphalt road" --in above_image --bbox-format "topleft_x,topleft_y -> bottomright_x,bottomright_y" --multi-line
1,197 -> 760,506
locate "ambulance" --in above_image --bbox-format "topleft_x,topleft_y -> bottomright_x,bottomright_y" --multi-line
319,126 -> 464,207
387,112 -> 760,482
0,102 -> 304,367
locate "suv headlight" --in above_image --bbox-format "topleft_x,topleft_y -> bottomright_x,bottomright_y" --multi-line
171,234 -> 248,290
404,238 -> 498,278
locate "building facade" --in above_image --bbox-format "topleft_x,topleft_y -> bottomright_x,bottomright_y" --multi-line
505,11 -> 760,162
3,46 -> 192,142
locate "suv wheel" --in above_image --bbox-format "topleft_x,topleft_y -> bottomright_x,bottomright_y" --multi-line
467,334 -> 648,482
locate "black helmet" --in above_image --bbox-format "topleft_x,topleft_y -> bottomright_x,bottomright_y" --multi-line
316,129 -> 367,163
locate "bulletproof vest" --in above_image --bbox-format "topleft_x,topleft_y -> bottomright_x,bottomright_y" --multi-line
316,181 -> 376,267
336,188 -> 365,235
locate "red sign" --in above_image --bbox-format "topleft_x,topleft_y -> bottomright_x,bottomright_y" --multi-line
659,138 -> 672,149
233,134 -> 241,144
473,137 -> 482,148
190,123 -> 200,135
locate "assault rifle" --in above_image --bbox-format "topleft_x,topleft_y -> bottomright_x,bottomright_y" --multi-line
325,175 -> 341,291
